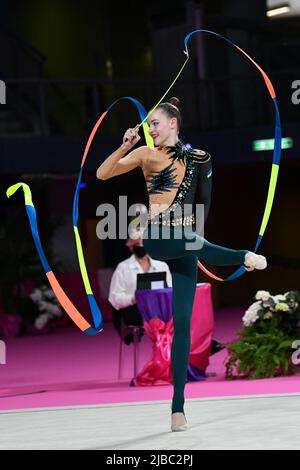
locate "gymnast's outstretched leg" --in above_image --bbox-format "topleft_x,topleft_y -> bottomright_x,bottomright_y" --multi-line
193,237 -> 247,265
145,226 -> 267,271
185,232 -> 266,270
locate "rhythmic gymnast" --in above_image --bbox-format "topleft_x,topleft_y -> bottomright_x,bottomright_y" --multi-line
96,96 -> 267,432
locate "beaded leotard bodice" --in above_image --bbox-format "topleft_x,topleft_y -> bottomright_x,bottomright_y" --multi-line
142,141 -> 211,224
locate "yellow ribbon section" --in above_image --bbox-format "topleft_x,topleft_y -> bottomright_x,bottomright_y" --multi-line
6,182 -> 34,207
136,54 -> 190,133
142,122 -> 154,148
73,226 -> 93,295
259,164 -> 280,237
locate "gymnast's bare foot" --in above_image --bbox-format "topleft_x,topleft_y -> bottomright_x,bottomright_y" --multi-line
171,412 -> 188,432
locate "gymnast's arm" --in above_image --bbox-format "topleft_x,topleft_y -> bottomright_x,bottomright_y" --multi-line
96,126 -> 146,180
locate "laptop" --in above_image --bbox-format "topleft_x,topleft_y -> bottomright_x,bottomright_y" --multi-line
136,271 -> 168,290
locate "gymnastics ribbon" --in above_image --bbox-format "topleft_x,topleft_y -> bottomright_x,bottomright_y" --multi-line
6,30 -> 281,334
6,182 -> 104,335
185,30 -> 281,281
6,97 -> 152,334
134,29 -> 282,282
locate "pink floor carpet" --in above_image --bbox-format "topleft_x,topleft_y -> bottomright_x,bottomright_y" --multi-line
1,307 -> 299,410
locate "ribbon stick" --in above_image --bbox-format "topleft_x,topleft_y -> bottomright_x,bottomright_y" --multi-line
118,31 -> 281,282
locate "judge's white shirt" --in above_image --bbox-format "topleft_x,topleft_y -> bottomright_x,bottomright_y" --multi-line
108,255 -> 172,310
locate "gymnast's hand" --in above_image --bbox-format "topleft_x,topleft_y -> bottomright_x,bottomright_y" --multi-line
122,125 -> 141,150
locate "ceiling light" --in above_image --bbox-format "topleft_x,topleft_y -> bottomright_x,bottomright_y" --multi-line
267,3 -> 291,17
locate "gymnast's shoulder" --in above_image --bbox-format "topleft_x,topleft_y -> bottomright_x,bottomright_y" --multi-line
189,148 -> 211,163
127,145 -> 151,166
136,145 -> 160,164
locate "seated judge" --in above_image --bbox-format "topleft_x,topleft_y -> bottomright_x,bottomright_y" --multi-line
108,233 -> 172,345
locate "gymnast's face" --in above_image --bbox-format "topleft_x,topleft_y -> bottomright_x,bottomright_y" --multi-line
148,109 -> 178,147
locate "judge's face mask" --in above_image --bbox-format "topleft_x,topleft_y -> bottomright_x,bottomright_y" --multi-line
132,245 -> 147,258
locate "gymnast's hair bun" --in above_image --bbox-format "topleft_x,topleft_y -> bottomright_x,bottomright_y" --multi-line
168,97 -> 180,109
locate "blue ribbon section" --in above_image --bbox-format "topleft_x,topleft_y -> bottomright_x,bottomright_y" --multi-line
71,97 -> 148,332
26,205 -> 51,273
183,29 -> 282,282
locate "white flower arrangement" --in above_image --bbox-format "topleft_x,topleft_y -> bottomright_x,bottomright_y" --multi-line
255,290 -> 270,301
275,302 -> 289,312
273,295 -> 286,302
242,301 -> 261,326
226,290 -> 300,379
242,290 -> 299,327
29,286 -> 62,330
